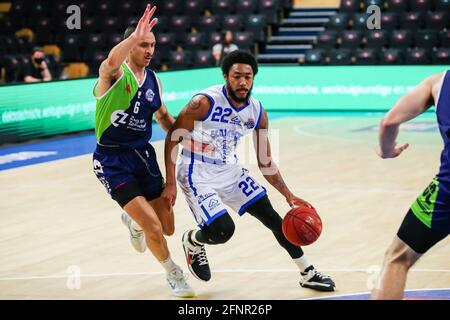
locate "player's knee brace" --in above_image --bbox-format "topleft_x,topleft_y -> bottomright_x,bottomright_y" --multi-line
198,212 -> 235,245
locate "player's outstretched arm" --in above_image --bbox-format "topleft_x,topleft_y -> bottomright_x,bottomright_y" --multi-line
161,95 -> 211,206
154,77 -> 175,132
378,73 -> 442,159
254,110 -> 312,208
97,5 -> 158,92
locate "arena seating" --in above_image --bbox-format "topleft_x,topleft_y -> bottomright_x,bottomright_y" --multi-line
302,0 -> 450,65
0,0 -> 291,82
2,0 -> 448,82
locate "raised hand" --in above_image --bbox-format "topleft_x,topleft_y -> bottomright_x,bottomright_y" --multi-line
131,4 -> 158,41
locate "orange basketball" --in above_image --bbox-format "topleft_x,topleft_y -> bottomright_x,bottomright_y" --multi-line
282,206 -> 322,246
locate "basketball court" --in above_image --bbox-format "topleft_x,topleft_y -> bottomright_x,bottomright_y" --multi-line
1,111 -> 448,300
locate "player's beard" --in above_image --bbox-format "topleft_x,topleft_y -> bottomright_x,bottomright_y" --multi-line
226,80 -> 252,104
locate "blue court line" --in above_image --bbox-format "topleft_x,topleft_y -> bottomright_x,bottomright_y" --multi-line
0,124 -> 166,171
311,288 -> 450,300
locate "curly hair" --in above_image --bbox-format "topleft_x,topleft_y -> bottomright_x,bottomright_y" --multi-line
221,50 -> 258,76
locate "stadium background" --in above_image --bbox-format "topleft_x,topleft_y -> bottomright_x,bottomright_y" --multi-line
0,0 -> 449,301
1,0 -> 449,143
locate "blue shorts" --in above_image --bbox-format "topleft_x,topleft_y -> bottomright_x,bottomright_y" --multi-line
93,143 -> 164,207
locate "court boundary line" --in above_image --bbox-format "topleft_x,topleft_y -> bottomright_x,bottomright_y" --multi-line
0,268 -> 449,282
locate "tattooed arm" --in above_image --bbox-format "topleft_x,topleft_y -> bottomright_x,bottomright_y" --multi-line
161,95 -> 211,206
254,109 -> 312,208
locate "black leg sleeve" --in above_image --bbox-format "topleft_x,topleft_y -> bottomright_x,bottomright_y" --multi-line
246,195 -> 304,259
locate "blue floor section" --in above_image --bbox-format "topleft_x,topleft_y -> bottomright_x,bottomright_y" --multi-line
0,124 -> 166,171
313,289 -> 450,300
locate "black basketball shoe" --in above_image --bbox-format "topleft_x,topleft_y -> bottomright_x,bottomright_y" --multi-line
182,230 -> 211,281
300,266 -> 336,292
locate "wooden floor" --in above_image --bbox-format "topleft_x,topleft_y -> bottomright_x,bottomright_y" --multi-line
0,114 -> 448,300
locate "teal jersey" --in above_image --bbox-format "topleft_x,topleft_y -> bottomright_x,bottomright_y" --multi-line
94,62 -> 162,148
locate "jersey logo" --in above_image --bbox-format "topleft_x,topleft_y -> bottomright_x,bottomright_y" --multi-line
244,118 -> 255,129
230,116 -> 242,126
111,110 -> 129,127
145,89 -> 155,102
125,84 -> 131,94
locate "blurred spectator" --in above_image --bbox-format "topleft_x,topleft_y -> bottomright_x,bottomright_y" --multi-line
19,47 -> 53,82
212,30 -> 239,66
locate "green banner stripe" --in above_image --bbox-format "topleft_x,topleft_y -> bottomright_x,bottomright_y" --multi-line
0,66 -> 447,143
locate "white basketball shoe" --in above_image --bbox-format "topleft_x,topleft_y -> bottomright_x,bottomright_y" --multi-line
166,267 -> 196,298
121,212 -> 146,253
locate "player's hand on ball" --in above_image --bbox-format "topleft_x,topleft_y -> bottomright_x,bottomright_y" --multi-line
286,194 -> 313,209
162,183 -> 177,207
377,142 -> 409,159
132,4 -> 158,41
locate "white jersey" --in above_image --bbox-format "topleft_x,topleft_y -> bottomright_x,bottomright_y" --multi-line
184,85 -> 263,164
177,85 -> 266,228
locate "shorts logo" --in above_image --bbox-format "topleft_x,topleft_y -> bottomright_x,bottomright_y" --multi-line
93,159 -> 104,174
145,89 -> 155,102
198,192 -> 216,203
208,199 -> 220,210
93,160 -> 111,193
99,177 -> 111,193
244,118 -> 255,129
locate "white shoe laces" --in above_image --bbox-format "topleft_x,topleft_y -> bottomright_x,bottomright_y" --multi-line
192,245 -> 209,266
309,269 -> 330,280
131,227 -> 143,237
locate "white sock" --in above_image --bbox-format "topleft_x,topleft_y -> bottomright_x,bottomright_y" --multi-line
293,256 -> 312,273
160,255 -> 178,273
190,230 -> 204,246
